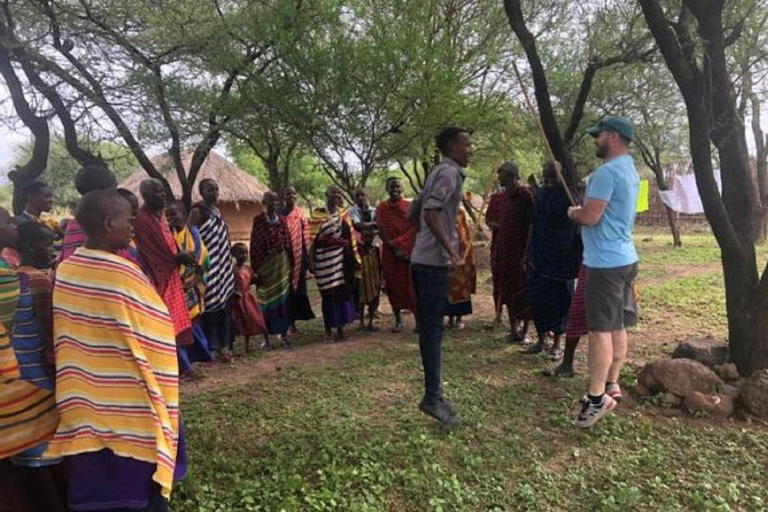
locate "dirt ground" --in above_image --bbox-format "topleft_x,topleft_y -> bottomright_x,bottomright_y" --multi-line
182,262 -> 714,396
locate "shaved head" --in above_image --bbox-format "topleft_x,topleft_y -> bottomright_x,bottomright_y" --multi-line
76,190 -> 130,237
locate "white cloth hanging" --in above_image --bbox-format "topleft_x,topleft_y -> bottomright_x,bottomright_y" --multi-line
658,171 -> 722,214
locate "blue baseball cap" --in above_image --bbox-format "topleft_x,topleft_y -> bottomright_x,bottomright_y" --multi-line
587,115 -> 634,142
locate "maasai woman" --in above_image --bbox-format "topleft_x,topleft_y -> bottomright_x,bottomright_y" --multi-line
0,212 -> 66,511
166,201 -> 214,374
249,191 -> 293,346
231,243 -> 269,351
309,185 -> 359,341
445,209 -> 476,330
47,190 -> 185,511
281,187 -> 315,332
376,177 -> 417,332
134,180 -> 194,353
189,179 -> 236,362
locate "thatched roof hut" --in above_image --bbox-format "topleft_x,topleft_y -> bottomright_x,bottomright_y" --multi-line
120,149 -> 268,242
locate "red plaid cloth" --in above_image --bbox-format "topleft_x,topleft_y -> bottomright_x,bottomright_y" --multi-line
283,207 -> 310,290
134,207 -> 193,346
565,265 -> 588,337
376,198 -> 417,312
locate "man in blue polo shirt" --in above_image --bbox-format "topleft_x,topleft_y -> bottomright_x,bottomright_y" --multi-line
567,115 -> 639,428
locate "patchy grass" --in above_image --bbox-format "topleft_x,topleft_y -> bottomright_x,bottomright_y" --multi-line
175,331 -> 768,511
639,272 -> 727,339
172,232 -> 768,511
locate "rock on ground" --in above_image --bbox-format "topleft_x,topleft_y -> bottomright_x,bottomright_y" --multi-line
741,369 -> 768,420
714,363 -> 740,381
639,358 -> 729,397
671,337 -> 729,369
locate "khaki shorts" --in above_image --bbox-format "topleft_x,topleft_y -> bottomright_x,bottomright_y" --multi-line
585,263 -> 638,332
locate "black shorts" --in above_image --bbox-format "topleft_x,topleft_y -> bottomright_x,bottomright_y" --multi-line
585,263 -> 638,332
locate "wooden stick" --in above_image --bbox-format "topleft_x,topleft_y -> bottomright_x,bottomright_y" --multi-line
511,61 -> 577,206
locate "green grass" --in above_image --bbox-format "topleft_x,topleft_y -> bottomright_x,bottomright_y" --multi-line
638,272 -> 727,339
174,332 -> 768,511
172,232 -> 768,511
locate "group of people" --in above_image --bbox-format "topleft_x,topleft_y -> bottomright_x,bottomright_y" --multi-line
0,115 -> 639,509
412,117 -> 640,429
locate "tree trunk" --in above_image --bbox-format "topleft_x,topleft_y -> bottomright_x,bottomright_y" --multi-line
664,205 -> 682,248
503,0 -> 576,187
0,32 -> 49,215
640,0 -> 768,376
750,90 -> 768,244
651,168 -> 682,247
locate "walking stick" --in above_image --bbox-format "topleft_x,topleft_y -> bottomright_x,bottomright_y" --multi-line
511,61 -> 577,207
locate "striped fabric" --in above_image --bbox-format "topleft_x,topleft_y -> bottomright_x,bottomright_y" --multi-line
58,219 -> 85,263
174,225 -> 210,320
9,268 -> 60,466
309,208 -> 358,292
283,207 -> 311,290
45,248 -> 179,499
0,259 -> 59,461
12,270 -> 54,390
565,265 -> 588,337
197,206 -> 235,313
358,245 -> 382,305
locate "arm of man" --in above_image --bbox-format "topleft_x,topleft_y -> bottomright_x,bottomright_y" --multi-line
423,210 -> 461,265
567,167 -> 612,227
568,199 -> 607,227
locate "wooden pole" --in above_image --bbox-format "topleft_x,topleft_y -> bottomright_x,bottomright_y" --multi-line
511,61 -> 577,206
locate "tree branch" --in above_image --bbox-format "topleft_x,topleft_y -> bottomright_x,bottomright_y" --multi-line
0,19 -> 49,214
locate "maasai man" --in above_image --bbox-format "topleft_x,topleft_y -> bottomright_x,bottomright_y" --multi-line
46,190 -> 184,510
569,116 -> 639,427
309,185 -> 359,341
488,162 -> 534,343
445,208 -> 476,330
134,179 -> 194,356
0,212 -> 66,511
410,125 -> 472,427
281,186 -> 315,332
357,224 -> 383,331
348,187 -> 377,318
189,179 -> 236,362
249,191 -> 293,347
166,201 -> 214,373
486,168 -> 509,326
524,161 -> 582,357
348,186 -> 378,241
543,265 -> 588,378
376,177 -> 417,332
58,164 -> 118,263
